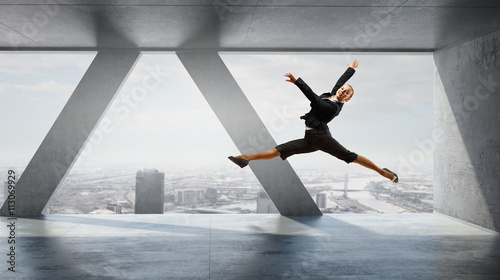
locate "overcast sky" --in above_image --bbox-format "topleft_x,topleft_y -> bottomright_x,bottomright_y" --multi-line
0,52 -> 434,176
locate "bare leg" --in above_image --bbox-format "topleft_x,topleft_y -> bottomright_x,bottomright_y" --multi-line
353,155 -> 398,182
236,148 -> 281,161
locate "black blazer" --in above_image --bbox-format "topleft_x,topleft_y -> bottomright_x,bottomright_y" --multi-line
294,67 -> 355,130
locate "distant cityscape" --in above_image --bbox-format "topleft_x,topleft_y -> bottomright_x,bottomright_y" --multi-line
1,166 -> 433,215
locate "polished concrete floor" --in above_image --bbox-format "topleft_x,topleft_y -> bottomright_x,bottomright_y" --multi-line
1,213 -> 499,279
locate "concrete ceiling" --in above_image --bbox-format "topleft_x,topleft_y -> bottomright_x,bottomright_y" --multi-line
1,0 -> 500,52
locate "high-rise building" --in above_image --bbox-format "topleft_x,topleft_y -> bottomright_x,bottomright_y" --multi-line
135,169 -> 165,214
344,173 -> 349,198
257,191 -> 278,214
196,190 -> 205,202
177,190 -> 205,206
164,194 -> 175,203
316,193 -> 327,208
205,187 -> 217,203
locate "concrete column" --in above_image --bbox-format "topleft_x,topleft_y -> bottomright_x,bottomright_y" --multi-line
434,30 -> 500,232
176,51 -> 321,216
1,51 -> 141,217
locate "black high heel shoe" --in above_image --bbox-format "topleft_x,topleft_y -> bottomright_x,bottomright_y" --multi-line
228,156 -> 249,168
383,168 -> 399,183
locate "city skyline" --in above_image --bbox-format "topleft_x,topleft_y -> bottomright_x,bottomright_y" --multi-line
1,165 -> 429,215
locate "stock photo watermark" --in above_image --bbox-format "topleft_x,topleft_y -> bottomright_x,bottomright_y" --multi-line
336,0 -> 406,60
237,106 -> 294,154
225,104 -> 295,172
5,170 -> 17,272
51,62 -> 170,178
212,0 -> 252,21
398,71 -> 499,175
7,0 -> 59,51
3,1 -> 60,271
461,73 -> 500,112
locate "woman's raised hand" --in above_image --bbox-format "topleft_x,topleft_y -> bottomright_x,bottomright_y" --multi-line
348,59 -> 359,69
284,72 -> 297,83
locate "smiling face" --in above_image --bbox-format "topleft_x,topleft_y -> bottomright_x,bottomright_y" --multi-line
335,84 -> 354,102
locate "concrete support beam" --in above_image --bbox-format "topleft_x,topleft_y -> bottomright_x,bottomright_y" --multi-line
177,51 -> 321,216
434,30 -> 500,232
1,51 -> 141,217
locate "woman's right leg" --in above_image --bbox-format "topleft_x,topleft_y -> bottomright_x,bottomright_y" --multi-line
229,136 -> 314,168
235,148 -> 281,161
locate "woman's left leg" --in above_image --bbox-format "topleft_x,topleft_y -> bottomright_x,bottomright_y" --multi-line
314,130 -> 398,183
353,155 -> 398,183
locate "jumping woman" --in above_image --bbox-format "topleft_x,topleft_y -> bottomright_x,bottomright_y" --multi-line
228,59 -> 398,183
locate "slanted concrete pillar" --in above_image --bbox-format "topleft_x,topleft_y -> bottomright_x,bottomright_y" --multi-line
177,51 -> 321,216
1,51 -> 141,217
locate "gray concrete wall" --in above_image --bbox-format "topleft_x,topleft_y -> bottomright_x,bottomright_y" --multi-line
434,30 -> 500,232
